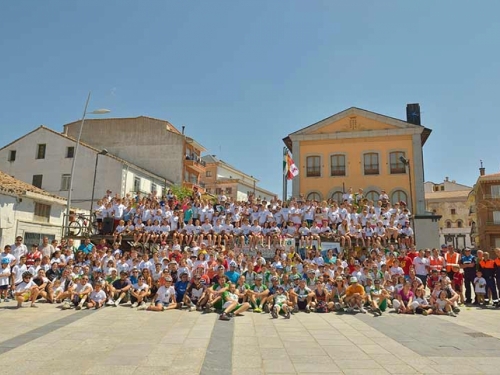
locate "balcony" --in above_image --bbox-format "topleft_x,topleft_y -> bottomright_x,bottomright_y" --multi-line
185,155 -> 206,173
183,181 -> 205,193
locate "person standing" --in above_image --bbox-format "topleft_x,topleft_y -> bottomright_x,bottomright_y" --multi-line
494,248 -> 500,307
11,236 -> 28,264
460,248 -> 476,304
479,252 -> 498,305
445,245 -> 460,280
413,249 -> 430,286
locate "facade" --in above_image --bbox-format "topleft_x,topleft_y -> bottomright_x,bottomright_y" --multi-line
283,105 -> 440,249
0,126 -> 170,210
201,155 -> 276,202
0,171 -> 66,249
63,116 -> 206,191
473,166 -> 500,252
424,178 -> 472,249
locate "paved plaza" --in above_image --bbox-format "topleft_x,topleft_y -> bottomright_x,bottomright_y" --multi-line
1,303 -> 500,375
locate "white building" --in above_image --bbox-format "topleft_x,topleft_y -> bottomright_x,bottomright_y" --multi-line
0,171 -> 66,249
201,155 -> 276,202
0,126 -> 171,210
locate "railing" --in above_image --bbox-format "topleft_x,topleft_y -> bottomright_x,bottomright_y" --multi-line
185,155 -> 206,167
486,221 -> 500,226
62,212 -> 98,238
484,194 -> 500,199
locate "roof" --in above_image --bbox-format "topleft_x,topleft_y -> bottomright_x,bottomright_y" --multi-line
63,116 -> 182,134
0,170 -> 66,202
425,190 -> 471,200
1,126 -> 173,185
283,106 -> 432,150
202,155 -> 258,182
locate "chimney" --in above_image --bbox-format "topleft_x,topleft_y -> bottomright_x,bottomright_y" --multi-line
406,103 -> 421,125
479,160 -> 485,176
181,125 -> 185,135
445,177 -> 449,182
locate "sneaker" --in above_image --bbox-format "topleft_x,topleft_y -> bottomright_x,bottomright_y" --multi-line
253,307 -> 262,313
131,302 -> 138,308
334,302 -> 342,311
75,305 -> 82,311
293,305 -> 299,313
30,304 -> 38,308
4,298 -> 9,303
189,305 -> 196,312
285,311 -> 291,319
263,304 -> 270,314
422,310 -> 428,316
114,300 -> 120,307
375,307 -> 382,315
219,313 -> 231,321
271,307 -> 278,319
62,302 -> 71,310
346,307 -> 354,313
305,305 -> 311,314
106,299 -> 115,306
448,311 -> 457,317
137,304 -> 148,311
452,307 -> 460,313
360,307 -> 367,314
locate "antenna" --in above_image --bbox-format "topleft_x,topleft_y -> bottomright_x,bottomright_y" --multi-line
480,159 -> 483,168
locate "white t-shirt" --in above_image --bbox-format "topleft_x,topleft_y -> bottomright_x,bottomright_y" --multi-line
12,264 -> 28,284
413,256 -> 429,275
90,290 -> 107,303
156,285 -> 176,303
15,280 -> 36,293
0,266 -> 11,286
11,244 -> 28,263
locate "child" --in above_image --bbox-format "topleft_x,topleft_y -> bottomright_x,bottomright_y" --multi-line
433,290 -> 456,317
0,258 -> 11,302
87,282 -> 107,309
474,270 -> 486,304
271,285 -> 291,319
452,265 -> 464,305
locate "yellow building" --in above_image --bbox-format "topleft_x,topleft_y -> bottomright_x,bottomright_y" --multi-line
283,105 -> 439,248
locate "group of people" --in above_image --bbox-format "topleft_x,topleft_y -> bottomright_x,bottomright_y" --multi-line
91,187 -> 414,253
2,231 -> 500,321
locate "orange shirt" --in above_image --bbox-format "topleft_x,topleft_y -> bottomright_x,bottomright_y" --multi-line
445,252 -> 460,272
345,284 -> 365,297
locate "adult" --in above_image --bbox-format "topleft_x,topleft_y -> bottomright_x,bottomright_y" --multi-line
413,249 -> 430,285
429,248 -> 445,273
495,248 -> 500,307
479,252 -> 498,305
11,236 -> 28,264
78,238 -> 94,255
444,245 -> 460,280
460,248 -> 476,304
39,237 -> 55,258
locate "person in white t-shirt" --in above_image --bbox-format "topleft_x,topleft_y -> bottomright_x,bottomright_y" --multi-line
11,236 -> 28,263
87,283 -> 107,309
141,276 -> 177,311
413,249 -> 430,285
0,258 -> 11,302
14,272 -> 39,308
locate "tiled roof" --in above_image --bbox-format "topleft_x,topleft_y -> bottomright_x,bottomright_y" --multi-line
0,170 -> 66,201
425,190 -> 471,199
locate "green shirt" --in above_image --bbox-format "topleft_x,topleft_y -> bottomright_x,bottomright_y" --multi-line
251,284 -> 267,293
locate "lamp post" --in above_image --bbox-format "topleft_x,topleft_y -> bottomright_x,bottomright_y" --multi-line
90,149 -> 108,219
64,92 -> 110,236
399,156 -> 413,213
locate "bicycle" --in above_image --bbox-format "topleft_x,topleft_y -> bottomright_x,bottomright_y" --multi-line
67,213 -> 98,237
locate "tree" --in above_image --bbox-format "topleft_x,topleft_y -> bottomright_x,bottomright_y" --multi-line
168,185 -> 194,201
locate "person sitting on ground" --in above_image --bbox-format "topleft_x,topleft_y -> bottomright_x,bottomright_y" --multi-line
392,281 -> 415,314
141,276 -> 178,311
219,282 -> 250,321
271,285 -> 291,319
130,274 -> 150,309
289,278 -> 314,313
87,282 -> 107,309
109,271 -> 132,307
14,271 -> 39,308
71,275 -> 93,310
32,269 -> 54,303
344,276 -> 367,313
369,278 -> 389,315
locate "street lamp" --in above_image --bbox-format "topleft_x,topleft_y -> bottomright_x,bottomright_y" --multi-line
90,149 -> 108,220
399,156 -> 414,213
64,92 -> 110,235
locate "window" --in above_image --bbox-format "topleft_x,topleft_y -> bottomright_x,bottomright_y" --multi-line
493,211 -> 500,224
307,192 -> 321,202
391,190 -> 408,205
440,186 -> 444,191
225,187 -> 232,195
60,174 -> 71,191
433,185 -> 439,192
457,220 -> 463,228
32,174 -> 43,188
365,190 -> 379,202
215,188 -> 223,195
363,153 -> 379,175
306,156 -> 321,177
450,208 -> 456,215
133,177 -> 141,192
36,144 -> 46,159
331,191 -> 343,203
151,183 -> 157,193
34,203 -> 51,223
389,151 -> 406,174
206,188 -> 211,194
8,150 -> 16,162
491,185 -> 500,198
446,220 -> 452,229
66,146 -> 74,158
330,155 -> 346,176
206,171 -> 212,178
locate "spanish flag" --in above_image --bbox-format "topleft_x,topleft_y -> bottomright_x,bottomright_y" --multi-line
283,148 -> 299,180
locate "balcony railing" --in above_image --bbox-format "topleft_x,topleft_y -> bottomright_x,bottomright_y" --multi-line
185,155 -> 206,167
484,194 -> 500,199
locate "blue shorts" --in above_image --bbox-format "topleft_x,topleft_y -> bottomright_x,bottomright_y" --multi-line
156,300 -> 174,307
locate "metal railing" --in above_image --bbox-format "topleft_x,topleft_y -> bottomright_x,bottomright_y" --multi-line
62,212 -> 98,238
185,155 -> 206,167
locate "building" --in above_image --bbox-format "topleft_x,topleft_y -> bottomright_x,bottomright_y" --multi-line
0,170 -> 66,249
283,104 -> 440,249
62,116 -> 206,192
473,164 -> 500,252
0,126 -> 170,210
424,178 -> 472,249
201,155 -> 276,202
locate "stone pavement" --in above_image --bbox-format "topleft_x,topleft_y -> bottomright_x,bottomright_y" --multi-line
1,302 -> 500,374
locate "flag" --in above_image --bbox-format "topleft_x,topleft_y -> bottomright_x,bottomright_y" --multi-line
283,148 -> 299,180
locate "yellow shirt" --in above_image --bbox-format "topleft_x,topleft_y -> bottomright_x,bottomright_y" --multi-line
345,284 -> 365,297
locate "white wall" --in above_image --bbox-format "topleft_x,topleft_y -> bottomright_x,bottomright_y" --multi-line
414,217 -> 441,250
0,193 -> 65,249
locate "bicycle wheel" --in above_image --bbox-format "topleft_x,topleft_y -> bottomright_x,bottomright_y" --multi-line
68,221 -> 82,236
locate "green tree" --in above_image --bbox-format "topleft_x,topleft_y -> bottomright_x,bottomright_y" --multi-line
168,185 -> 194,201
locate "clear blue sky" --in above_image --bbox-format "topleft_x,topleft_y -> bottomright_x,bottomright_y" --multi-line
1,1 -> 499,194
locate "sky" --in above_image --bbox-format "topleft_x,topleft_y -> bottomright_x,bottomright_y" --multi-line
1,0 -> 499,195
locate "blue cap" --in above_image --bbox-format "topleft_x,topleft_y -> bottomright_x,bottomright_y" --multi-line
1,258 -> 9,265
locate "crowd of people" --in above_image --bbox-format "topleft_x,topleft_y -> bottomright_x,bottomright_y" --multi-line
2,188 -> 499,322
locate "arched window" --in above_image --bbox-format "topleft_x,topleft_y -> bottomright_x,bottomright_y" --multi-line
446,220 -> 452,229
307,192 -> 321,202
391,190 -> 408,206
306,156 -> 321,177
365,190 -> 379,203
331,191 -> 343,203
389,151 -> 406,174
457,220 -> 463,228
